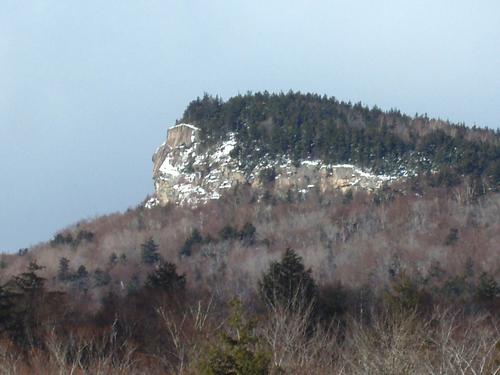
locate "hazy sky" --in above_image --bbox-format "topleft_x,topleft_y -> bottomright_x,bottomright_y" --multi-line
1,1 -> 499,252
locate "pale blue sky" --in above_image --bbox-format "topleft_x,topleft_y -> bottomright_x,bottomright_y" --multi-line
1,1 -> 499,251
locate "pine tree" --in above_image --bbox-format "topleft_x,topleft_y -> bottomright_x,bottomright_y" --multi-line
239,223 -> 257,246
58,257 -> 70,281
76,265 -> 88,279
74,265 -> 89,291
0,285 -> 15,334
199,299 -> 270,375
141,238 -> 160,265
219,226 -> 239,241
259,248 -> 317,309
93,268 -> 111,287
8,261 -> 46,347
477,272 -> 498,301
146,262 -> 186,293
13,261 -> 45,292
444,228 -> 459,246
180,229 -> 203,257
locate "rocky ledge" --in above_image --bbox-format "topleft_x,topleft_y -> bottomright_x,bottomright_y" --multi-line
146,124 -> 396,207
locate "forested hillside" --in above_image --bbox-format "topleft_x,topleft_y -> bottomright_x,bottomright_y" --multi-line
181,92 -> 500,188
0,93 -> 499,373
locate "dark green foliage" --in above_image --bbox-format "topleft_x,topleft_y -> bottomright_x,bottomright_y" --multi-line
17,248 -> 28,256
109,252 -> 118,266
50,230 -> 94,248
317,284 -> 348,319
93,268 -> 111,287
56,259 -> 92,287
58,257 -> 70,281
0,285 -> 15,333
486,159 -> 500,190
388,254 -> 402,280
7,261 -> 47,347
13,261 -> 45,292
180,229 -> 203,257
219,224 -> 257,246
180,92 -> 500,188
199,299 -> 270,375
258,167 -> 277,185
430,167 -> 461,188
477,272 -> 498,301
444,228 -> 459,246
220,225 -> 239,241
76,265 -> 88,279
145,262 -> 186,293
441,275 -> 474,301
141,238 -> 160,265
75,265 -> 89,291
342,189 -> 353,205
261,190 -> 276,204
127,274 -> 141,294
51,233 -> 74,247
259,248 -> 318,309
239,223 -> 257,246
385,273 -> 431,313
190,229 -> 203,243
372,186 -> 396,205
75,230 -> 94,244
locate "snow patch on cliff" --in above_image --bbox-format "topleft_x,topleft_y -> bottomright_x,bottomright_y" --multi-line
149,128 -> 400,208
159,154 -> 180,177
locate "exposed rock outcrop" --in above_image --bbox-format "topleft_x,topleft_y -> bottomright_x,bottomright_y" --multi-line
147,124 -> 396,207
153,123 -> 199,177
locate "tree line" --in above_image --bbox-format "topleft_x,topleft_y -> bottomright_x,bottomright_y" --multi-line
180,91 -> 500,190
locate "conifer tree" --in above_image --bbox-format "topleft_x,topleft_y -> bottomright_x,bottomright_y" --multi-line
199,299 -> 270,375
0,285 -> 15,334
58,257 -> 70,281
146,262 -> 186,293
9,261 -> 46,347
477,272 -> 498,301
259,248 -> 317,309
141,238 -> 160,265
239,223 -> 257,246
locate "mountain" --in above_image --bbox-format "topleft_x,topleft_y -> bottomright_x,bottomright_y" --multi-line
134,93 -> 500,298
2,91 -> 499,295
1,92 -> 499,373
147,92 -> 499,207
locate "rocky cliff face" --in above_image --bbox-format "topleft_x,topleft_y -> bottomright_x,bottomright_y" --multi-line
146,124 -> 396,207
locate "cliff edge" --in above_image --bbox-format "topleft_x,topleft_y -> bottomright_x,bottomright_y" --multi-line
146,123 -> 396,207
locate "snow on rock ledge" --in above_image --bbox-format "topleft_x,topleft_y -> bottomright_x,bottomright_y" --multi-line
147,124 -> 396,207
